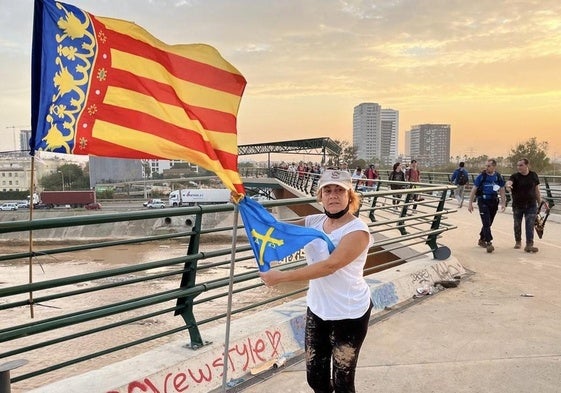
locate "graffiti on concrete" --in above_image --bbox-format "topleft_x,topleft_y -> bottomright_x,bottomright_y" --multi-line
371,282 -> 398,310
430,261 -> 463,280
289,314 -> 306,347
107,329 -> 283,393
410,261 -> 463,286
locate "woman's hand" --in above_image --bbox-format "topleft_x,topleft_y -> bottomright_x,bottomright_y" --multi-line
259,270 -> 284,287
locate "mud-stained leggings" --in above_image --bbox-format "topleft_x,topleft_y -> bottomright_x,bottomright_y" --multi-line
305,303 -> 372,393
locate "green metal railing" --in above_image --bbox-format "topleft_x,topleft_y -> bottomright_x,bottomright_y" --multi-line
0,177 -> 458,392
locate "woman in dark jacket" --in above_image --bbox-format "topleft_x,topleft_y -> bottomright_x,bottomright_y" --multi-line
388,162 -> 406,206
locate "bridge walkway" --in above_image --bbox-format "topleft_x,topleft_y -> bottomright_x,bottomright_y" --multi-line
239,200 -> 561,393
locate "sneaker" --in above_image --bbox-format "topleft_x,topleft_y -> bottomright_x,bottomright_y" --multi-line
486,242 -> 495,253
524,243 -> 539,253
514,241 -> 521,249
478,239 -> 486,248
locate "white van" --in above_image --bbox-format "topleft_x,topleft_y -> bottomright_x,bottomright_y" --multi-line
0,202 -> 19,211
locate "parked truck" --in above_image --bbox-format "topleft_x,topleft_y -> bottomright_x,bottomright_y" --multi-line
168,188 -> 230,207
40,190 -> 96,208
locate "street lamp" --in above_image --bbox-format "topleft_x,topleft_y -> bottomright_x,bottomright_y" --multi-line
57,171 -> 65,191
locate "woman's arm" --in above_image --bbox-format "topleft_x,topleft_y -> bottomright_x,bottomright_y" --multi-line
260,230 -> 370,286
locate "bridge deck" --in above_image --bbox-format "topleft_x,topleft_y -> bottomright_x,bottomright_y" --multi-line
239,201 -> 561,393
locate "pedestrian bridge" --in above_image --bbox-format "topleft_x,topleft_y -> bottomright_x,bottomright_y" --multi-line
1,170 -> 559,392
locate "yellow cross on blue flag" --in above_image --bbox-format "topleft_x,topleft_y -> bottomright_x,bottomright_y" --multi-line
238,197 -> 335,272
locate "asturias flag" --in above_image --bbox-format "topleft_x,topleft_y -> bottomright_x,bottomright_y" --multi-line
31,0 -> 246,194
239,197 -> 335,272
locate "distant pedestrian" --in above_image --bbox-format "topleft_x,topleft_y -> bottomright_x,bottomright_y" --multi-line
364,164 -> 379,188
352,167 -> 366,190
506,158 -> 547,253
388,162 -> 406,207
406,159 -> 423,209
450,162 -> 469,208
468,159 -> 506,253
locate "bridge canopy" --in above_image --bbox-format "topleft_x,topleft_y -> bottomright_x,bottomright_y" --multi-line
238,137 -> 341,157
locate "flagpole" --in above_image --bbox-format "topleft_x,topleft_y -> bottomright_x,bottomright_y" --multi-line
27,156 -> 36,319
221,202 -> 240,391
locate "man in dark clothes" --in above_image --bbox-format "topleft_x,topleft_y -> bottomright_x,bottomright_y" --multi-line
506,158 -> 547,253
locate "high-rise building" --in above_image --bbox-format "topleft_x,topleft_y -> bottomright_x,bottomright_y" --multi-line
145,159 -> 198,177
380,109 -> 399,165
353,103 -> 398,165
89,157 -> 143,187
407,124 -> 451,168
19,130 -> 32,155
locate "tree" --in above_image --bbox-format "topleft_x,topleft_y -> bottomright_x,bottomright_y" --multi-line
328,139 -> 347,167
40,164 -> 90,191
343,145 -> 359,167
507,138 -> 550,173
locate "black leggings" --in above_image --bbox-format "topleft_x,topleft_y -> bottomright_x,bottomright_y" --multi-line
305,303 -> 372,393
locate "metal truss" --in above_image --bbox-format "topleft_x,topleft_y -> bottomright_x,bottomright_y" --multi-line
238,137 -> 341,157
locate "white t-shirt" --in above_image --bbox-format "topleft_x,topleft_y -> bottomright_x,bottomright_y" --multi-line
304,214 -> 372,320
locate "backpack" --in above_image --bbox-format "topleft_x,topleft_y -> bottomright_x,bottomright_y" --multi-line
457,169 -> 468,185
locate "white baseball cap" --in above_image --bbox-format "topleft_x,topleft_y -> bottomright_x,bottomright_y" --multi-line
317,170 -> 352,190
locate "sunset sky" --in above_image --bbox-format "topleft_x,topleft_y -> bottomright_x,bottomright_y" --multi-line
2,0 -> 561,162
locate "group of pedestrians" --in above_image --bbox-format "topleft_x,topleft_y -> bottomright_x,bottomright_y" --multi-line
387,160 -> 424,209
450,158 -> 547,254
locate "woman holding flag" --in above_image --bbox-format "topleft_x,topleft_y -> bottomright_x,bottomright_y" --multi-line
260,169 -> 373,393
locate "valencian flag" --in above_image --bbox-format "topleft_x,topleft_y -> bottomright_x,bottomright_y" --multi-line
31,0 -> 335,270
31,0 -> 246,194
239,197 -> 335,272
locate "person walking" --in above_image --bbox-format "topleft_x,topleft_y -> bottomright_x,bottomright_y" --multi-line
351,166 -> 366,191
467,159 -> 506,253
388,162 -> 406,208
364,164 -> 379,188
406,159 -> 423,209
260,169 -> 373,393
505,158 -> 546,253
450,162 -> 469,208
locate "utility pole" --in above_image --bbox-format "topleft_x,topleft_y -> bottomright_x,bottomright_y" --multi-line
57,171 -> 65,191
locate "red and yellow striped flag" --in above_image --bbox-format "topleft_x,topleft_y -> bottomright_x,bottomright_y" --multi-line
31,0 -> 246,194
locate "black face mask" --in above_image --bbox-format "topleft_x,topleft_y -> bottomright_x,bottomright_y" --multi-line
324,203 -> 349,219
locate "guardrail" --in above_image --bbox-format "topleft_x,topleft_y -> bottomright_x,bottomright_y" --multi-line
0,179 -> 457,392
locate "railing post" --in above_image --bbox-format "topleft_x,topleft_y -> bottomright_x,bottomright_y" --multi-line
303,173 -> 311,194
0,359 -> 28,393
544,177 -> 556,208
426,189 -> 448,255
310,173 -> 319,196
174,209 -> 209,349
397,193 -> 412,235
365,181 -> 383,222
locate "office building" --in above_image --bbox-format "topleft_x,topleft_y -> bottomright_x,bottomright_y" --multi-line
407,124 -> 451,168
145,159 -> 198,177
89,157 -> 143,187
380,109 -> 399,165
19,129 -> 32,155
353,103 -> 398,165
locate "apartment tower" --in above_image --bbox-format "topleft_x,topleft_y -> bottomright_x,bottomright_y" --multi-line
353,103 -> 398,165
407,124 -> 451,167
